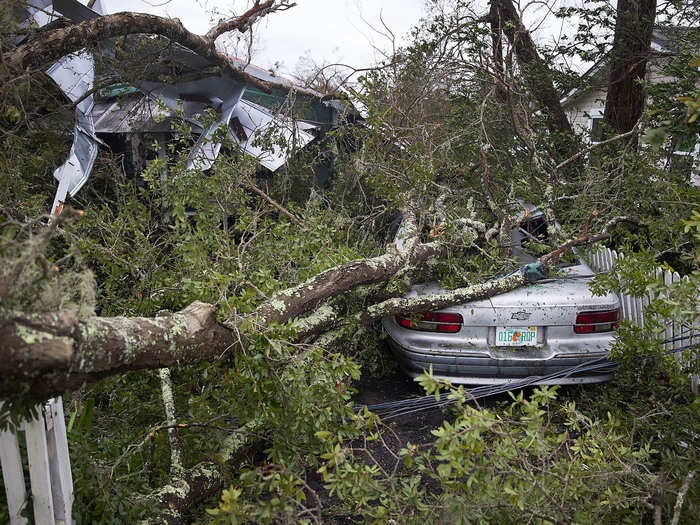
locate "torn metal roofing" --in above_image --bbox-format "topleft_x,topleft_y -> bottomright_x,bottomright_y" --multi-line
229,57 -> 326,99
45,51 -> 100,214
230,100 -> 316,172
92,97 -> 196,134
25,1 -> 102,214
188,87 -> 245,171
27,0 -> 338,215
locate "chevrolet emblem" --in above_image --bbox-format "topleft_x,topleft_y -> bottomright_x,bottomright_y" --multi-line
511,311 -> 531,321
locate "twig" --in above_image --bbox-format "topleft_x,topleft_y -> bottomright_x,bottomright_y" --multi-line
247,181 -> 309,231
670,470 -> 695,525
555,118 -> 644,172
539,215 -> 639,266
246,280 -> 269,299
582,210 -> 598,237
601,216 -> 637,235
205,1 -> 296,42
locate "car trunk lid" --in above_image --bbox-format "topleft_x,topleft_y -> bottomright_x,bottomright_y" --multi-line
486,274 -> 617,327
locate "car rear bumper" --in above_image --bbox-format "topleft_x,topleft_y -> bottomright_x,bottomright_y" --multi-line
387,338 -> 615,385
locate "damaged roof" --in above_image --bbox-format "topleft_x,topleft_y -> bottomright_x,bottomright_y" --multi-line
23,0 -> 353,215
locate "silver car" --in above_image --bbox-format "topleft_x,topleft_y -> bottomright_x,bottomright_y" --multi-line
382,211 -> 620,385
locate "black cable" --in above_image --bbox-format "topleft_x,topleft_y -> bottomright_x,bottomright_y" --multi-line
356,342 -> 698,418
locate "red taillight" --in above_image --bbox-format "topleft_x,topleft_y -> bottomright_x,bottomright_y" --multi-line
574,309 -> 620,334
395,312 -> 463,333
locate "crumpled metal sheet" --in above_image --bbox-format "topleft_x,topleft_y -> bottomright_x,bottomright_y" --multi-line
92,96 -> 195,134
28,1 -> 106,214
46,50 -> 100,214
136,77 -> 245,131
17,0 -> 55,43
229,100 -> 315,172
187,88 -> 245,171
46,51 -> 94,109
52,0 -> 100,21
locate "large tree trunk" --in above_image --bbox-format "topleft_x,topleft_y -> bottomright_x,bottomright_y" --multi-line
603,0 -> 657,134
491,0 -> 573,144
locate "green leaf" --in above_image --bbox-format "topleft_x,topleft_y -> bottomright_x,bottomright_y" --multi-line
437,463 -> 452,478
314,430 -> 332,440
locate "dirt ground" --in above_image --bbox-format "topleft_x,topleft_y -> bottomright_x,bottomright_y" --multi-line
352,369 -> 450,443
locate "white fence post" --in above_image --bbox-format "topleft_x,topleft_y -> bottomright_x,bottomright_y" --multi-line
25,408 -> 55,524
1,397 -> 73,525
0,421 -> 28,525
45,399 -> 73,525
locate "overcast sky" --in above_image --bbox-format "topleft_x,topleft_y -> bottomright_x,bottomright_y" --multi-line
99,1 -> 594,79
105,0 -> 428,77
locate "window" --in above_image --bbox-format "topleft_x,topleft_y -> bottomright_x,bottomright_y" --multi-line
588,108 -> 605,143
668,132 -> 699,184
590,117 -> 604,142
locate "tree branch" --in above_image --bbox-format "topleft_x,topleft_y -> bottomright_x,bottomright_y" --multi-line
247,181 -> 309,231
205,1 -> 296,42
670,470 -> 695,525
3,11 -> 285,93
555,119 -> 645,172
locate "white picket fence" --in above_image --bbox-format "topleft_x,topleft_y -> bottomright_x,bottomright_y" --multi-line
0,397 -> 73,525
588,247 -> 699,393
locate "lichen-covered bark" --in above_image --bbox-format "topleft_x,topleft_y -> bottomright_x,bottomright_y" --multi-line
253,245 -> 440,325
366,271 -> 527,320
143,415 -> 265,522
145,461 -> 224,525
0,302 -> 233,399
159,368 -> 184,477
252,209 -> 439,325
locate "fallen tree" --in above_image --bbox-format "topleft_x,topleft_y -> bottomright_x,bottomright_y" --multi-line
0,201 -> 634,524
0,206 -> 624,401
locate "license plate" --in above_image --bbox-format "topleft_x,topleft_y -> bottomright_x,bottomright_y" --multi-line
496,326 -> 538,346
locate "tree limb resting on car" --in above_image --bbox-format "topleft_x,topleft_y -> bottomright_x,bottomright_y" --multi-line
0,205 -> 627,401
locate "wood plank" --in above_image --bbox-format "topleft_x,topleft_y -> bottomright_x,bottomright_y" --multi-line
635,297 -> 648,326
25,408 -> 55,525
45,397 -> 73,524
0,423 -> 29,525
624,293 -> 634,324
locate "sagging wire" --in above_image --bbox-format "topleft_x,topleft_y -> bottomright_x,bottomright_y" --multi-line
355,339 -> 698,420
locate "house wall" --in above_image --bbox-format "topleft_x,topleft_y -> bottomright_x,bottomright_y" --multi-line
564,87 -> 607,136
564,60 -> 672,137
562,59 -> 698,186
